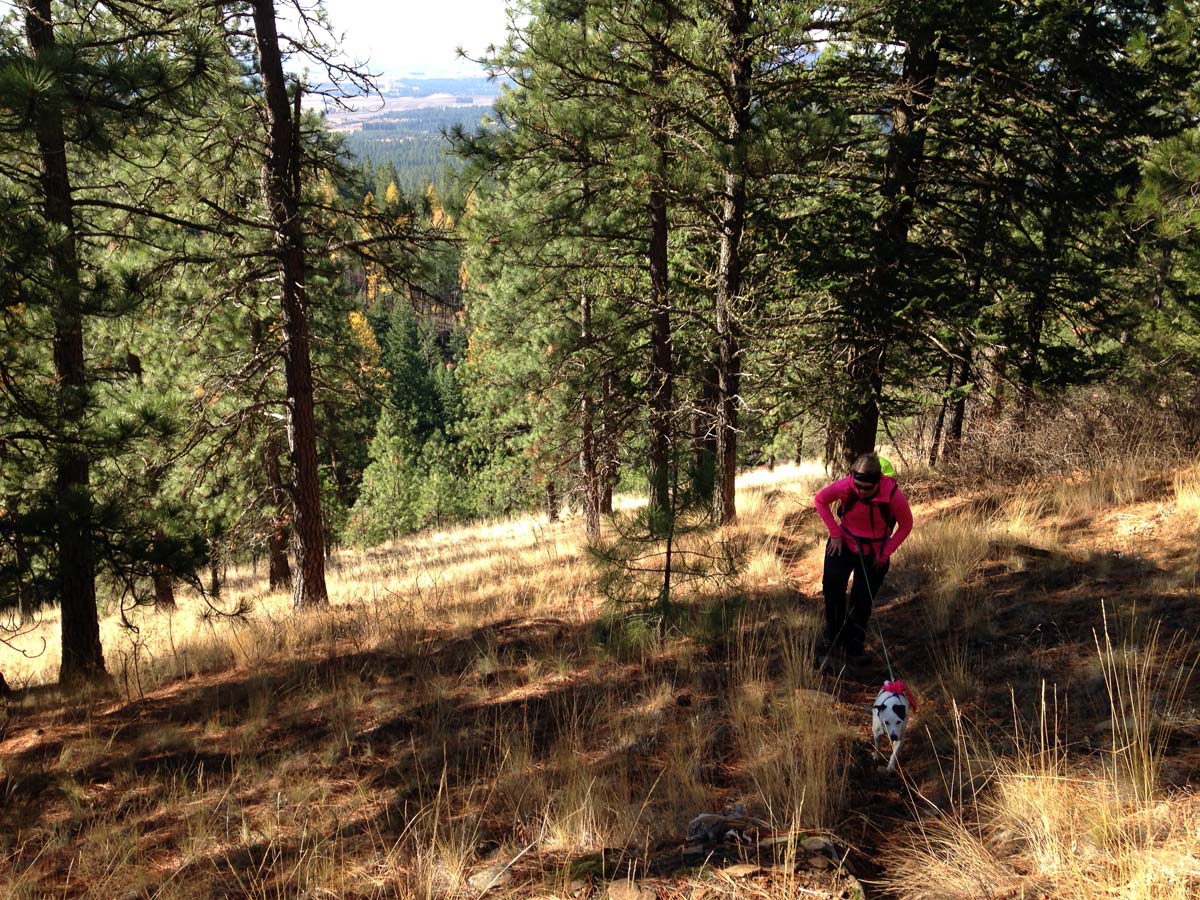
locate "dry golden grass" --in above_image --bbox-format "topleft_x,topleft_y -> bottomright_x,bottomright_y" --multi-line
1,511 -> 600,694
6,459 -> 1199,899
892,619 -> 1200,900
902,514 -> 991,635
1050,458 -> 1158,521
0,464 -> 852,899
897,484 -> 1086,656
1173,462 -> 1200,526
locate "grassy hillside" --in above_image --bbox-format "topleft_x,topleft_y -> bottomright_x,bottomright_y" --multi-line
2,460 -> 1199,899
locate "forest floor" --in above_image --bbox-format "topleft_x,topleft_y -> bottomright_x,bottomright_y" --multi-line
2,462 -> 1199,899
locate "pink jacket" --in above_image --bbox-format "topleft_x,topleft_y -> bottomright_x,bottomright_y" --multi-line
814,475 -> 913,561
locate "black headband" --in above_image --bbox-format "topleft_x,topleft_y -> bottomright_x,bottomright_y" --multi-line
851,469 -> 882,484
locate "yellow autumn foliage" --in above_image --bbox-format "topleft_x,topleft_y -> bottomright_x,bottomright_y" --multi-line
348,311 -> 380,363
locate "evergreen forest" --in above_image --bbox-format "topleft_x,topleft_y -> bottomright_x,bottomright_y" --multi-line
346,104 -> 491,196
2,0 -> 1200,755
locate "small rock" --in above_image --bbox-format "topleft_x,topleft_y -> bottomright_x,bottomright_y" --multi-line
758,834 -> 792,848
808,855 -> 831,870
468,864 -> 513,891
721,863 -> 760,878
802,836 -> 834,854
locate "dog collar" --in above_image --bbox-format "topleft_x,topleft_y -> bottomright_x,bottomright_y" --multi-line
881,680 -> 915,710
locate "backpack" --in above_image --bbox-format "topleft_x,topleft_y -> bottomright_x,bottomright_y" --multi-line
837,478 -> 898,537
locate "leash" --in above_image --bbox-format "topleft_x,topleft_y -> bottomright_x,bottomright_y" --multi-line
852,540 -> 897,683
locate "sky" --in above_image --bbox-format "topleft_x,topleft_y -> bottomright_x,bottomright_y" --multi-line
0,0 -> 510,79
316,0 -> 512,76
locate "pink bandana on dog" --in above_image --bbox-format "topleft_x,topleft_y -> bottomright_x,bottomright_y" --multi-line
882,680 -> 915,710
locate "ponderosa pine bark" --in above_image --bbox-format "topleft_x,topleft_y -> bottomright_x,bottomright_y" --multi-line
7,494 -> 33,623
600,371 -> 617,514
152,529 -> 177,609
580,288 -> 602,542
264,438 -> 292,590
250,0 -> 328,608
928,363 -> 953,467
24,0 -> 106,685
837,25 -> 939,464
646,41 -> 673,527
944,350 -> 972,459
712,0 -> 752,525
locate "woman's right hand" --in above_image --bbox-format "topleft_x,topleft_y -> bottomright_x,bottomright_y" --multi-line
826,536 -> 844,556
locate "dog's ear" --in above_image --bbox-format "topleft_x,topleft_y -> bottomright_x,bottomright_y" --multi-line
874,703 -> 886,711
894,704 -> 907,720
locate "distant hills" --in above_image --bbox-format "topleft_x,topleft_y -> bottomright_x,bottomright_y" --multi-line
305,75 -> 502,195
379,75 -> 502,99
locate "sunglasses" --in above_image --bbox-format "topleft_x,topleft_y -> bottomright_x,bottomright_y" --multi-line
851,471 -> 881,485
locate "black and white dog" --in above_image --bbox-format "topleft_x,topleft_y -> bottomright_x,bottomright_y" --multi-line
872,680 -> 915,773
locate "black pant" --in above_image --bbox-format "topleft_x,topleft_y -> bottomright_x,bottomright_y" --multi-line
822,543 -> 890,655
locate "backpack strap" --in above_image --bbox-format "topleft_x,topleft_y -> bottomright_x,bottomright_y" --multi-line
837,481 -> 898,545
877,481 -> 897,533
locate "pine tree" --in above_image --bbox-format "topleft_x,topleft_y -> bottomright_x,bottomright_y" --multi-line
763,0 -> 1200,463
0,0 -> 221,685
455,0 -> 694,533
349,410 -> 422,543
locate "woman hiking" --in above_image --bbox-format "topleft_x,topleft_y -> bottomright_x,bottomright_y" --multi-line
814,453 -> 913,661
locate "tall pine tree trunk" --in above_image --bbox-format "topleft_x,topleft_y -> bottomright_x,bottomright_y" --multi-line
1019,158 -> 1067,412
712,0 -> 752,526
251,0 -> 327,608
928,363 -> 953,467
208,540 -> 221,598
8,494 -> 33,623
989,351 -> 1007,419
837,30 -> 939,464
600,372 -> 617,515
579,289 -> 601,542
26,0 -> 106,685
945,350 -> 972,459
838,360 -> 883,467
153,569 -> 176,609
152,529 -> 176,610
264,437 -> 292,589
646,44 -> 673,526
268,533 -> 292,591
265,440 -> 292,589
691,370 -> 717,505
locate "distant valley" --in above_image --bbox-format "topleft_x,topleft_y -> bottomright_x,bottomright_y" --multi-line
305,75 -> 502,194
305,75 -> 501,133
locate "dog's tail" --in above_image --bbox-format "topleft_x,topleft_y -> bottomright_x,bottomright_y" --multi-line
882,679 -> 916,710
